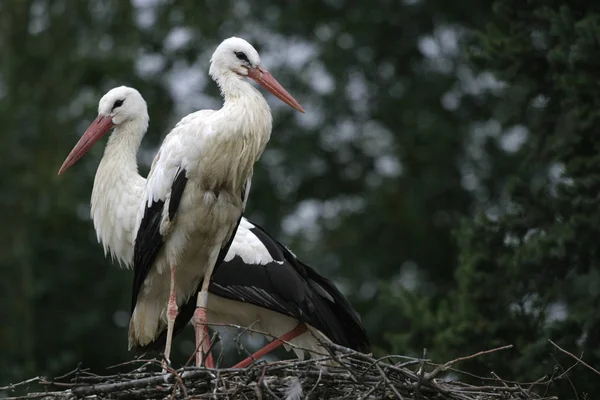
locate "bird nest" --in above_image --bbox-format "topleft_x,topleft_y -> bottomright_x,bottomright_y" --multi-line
2,341 -> 570,400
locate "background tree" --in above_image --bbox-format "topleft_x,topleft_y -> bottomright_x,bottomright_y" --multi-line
419,1 -> 600,397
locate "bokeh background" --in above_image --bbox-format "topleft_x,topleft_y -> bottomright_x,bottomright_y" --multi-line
2,0 -> 599,398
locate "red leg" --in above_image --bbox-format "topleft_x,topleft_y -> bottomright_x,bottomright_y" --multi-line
192,302 -> 214,368
232,323 -> 308,368
193,247 -> 220,368
205,350 -> 215,369
163,264 -> 178,370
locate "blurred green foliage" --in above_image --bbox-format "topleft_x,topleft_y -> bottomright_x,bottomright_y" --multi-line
435,1 -> 600,397
0,0 -> 597,398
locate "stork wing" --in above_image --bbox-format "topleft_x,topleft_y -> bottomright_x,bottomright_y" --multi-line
130,110 -> 213,314
130,166 -> 187,314
139,218 -> 371,354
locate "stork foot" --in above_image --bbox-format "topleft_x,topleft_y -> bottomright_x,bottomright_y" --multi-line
192,305 -> 214,368
161,358 -> 172,374
233,323 -> 308,368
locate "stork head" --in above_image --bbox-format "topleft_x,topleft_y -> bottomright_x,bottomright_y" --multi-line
58,86 -> 148,175
97,86 -> 148,125
209,37 -> 304,113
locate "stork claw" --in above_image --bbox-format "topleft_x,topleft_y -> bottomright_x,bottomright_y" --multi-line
161,357 -> 172,373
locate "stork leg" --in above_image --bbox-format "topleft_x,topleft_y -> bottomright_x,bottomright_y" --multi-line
232,323 -> 308,369
193,257 -> 218,368
192,295 -> 214,368
163,264 -> 178,370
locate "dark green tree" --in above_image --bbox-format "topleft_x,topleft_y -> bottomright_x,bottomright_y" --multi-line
429,1 -> 600,397
0,0 -> 175,383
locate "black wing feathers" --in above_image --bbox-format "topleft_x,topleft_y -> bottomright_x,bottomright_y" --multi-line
303,262 -> 371,353
131,199 -> 164,314
130,168 -> 188,315
169,168 -> 187,220
209,258 -> 305,316
249,223 -> 370,353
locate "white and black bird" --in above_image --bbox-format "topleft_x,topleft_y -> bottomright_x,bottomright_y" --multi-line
58,36 -> 304,367
57,84 -> 370,368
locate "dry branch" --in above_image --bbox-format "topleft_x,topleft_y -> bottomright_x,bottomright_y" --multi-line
548,339 -> 600,376
1,341 -> 562,400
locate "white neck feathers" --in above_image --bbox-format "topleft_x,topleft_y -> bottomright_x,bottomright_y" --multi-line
90,116 -> 148,268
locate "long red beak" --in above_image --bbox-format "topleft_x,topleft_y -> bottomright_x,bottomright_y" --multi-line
247,67 -> 305,113
58,115 -> 114,175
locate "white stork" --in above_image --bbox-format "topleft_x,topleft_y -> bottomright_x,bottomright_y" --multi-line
57,84 -> 370,367
58,36 -> 304,367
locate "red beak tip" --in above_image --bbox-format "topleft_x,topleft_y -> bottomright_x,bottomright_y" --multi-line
57,162 -> 68,175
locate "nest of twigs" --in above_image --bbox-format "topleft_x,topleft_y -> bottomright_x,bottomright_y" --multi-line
2,341 -> 567,400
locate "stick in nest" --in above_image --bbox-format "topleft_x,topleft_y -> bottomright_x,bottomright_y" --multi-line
548,339 -> 600,376
424,344 -> 514,380
1,341 -> 559,400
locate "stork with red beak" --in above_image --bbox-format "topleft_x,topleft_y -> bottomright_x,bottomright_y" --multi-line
58,36 -> 304,367
58,84 -> 370,369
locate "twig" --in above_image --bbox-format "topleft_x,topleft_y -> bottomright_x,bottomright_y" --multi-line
0,377 -> 42,391
170,364 -> 189,399
424,344 -> 514,381
376,363 -> 403,399
232,320 -> 263,363
305,368 -> 321,400
106,357 -> 158,370
261,377 -> 282,400
254,365 -> 267,400
53,364 -> 85,381
551,353 -> 578,400
212,369 -> 221,400
417,348 -> 428,377
548,339 -> 600,376
414,348 -> 428,399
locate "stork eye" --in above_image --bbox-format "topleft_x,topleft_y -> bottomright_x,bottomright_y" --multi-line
112,99 -> 124,110
234,51 -> 249,63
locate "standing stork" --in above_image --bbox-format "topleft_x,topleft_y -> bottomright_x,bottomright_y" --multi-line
58,85 -> 370,369
58,36 -> 304,367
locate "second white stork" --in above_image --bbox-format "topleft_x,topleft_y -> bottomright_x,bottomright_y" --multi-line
58,36 -> 304,367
